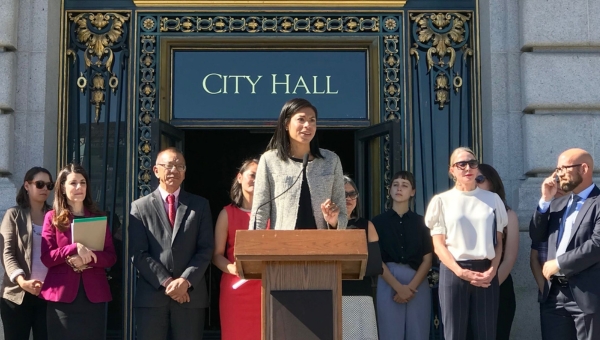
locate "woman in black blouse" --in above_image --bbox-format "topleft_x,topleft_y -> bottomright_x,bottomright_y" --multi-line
341,176 -> 380,340
372,171 -> 433,340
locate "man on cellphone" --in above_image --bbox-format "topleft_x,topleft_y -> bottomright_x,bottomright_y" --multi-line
530,148 -> 600,340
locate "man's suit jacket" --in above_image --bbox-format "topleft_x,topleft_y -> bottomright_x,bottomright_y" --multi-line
129,189 -> 213,309
530,185 -> 600,314
40,210 -> 117,303
1,206 -> 37,304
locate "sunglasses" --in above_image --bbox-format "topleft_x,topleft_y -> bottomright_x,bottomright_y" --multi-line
345,191 -> 358,200
475,175 -> 486,184
29,180 -> 54,190
453,160 -> 479,170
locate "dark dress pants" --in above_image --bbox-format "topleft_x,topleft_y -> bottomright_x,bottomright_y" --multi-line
439,261 -> 499,340
541,283 -> 600,340
0,293 -> 48,340
136,300 -> 205,340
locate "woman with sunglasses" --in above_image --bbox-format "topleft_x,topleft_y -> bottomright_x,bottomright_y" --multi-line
372,171 -> 432,340
40,164 -> 116,340
425,147 -> 507,340
0,167 -> 54,340
341,176 -> 381,340
468,164 -> 519,340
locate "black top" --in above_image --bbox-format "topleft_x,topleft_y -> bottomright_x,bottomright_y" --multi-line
372,209 -> 432,271
291,157 -> 317,230
342,218 -> 374,297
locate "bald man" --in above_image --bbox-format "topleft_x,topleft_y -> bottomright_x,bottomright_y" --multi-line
530,148 -> 600,340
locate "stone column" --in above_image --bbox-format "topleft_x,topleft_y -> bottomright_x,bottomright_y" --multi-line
0,0 -> 19,216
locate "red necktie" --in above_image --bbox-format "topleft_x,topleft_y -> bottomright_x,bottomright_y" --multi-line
166,194 -> 176,228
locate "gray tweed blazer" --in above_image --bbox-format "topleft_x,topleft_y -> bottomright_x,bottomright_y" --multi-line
249,148 -> 347,230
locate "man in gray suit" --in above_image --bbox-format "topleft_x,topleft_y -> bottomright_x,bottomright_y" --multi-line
130,147 -> 213,340
530,148 -> 600,340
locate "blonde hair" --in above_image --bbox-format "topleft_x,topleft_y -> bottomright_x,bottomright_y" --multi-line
448,147 -> 476,181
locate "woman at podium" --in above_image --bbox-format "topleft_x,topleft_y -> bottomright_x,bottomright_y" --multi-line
341,176 -> 381,340
249,98 -> 347,230
372,171 -> 432,340
213,158 -> 262,340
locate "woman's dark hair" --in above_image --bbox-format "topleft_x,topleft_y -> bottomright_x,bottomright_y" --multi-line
52,163 -> 103,232
266,98 -> 324,161
230,158 -> 259,208
390,171 -> 416,205
16,166 -> 53,211
478,163 -> 509,210
343,176 -> 360,219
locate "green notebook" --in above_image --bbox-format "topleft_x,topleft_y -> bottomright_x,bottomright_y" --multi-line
71,216 -> 107,251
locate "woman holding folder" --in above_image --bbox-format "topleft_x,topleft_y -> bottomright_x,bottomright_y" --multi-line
40,163 -> 116,340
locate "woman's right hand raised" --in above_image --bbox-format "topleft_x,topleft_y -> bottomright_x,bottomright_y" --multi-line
76,243 -> 97,264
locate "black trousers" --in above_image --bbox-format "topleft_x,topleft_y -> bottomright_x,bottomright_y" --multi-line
46,280 -> 106,340
496,274 -> 516,340
541,282 -> 600,340
439,260 -> 499,340
135,301 -> 205,340
0,293 -> 47,340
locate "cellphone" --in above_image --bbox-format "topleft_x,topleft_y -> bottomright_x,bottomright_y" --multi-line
554,174 -> 559,182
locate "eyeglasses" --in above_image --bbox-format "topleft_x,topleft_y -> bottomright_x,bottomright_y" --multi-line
554,164 -> 582,175
29,181 -> 54,190
156,163 -> 187,172
453,160 -> 479,170
345,191 -> 358,200
475,175 -> 486,184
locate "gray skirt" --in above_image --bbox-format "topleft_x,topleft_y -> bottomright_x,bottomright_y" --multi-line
342,296 -> 378,340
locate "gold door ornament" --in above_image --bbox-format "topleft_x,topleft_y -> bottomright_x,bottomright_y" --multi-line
409,12 -> 473,110
68,13 -> 130,123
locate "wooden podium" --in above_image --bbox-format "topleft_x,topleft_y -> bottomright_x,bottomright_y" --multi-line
234,230 -> 368,340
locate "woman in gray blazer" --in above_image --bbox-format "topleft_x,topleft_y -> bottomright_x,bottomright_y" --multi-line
0,166 -> 54,340
250,98 -> 347,230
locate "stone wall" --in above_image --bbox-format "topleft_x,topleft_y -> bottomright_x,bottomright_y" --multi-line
0,0 -> 60,217
482,0 -> 600,338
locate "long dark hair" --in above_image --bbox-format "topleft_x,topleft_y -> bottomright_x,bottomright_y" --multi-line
344,176 -> 360,219
267,98 -> 324,161
16,166 -> 53,211
52,163 -> 102,232
230,158 -> 259,208
478,163 -> 509,210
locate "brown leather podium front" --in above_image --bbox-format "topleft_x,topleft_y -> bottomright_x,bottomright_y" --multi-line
234,230 -> 368,340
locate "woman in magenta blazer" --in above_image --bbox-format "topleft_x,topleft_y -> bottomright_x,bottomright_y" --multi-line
40,163 -> 116,340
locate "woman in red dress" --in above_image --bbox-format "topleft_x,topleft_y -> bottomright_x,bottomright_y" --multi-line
213,158 -> 263,339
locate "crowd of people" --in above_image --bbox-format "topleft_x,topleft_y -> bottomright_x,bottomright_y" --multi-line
0,97 -> 597,340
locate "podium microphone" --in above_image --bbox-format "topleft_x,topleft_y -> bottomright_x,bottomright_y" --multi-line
252,153 -> 309,230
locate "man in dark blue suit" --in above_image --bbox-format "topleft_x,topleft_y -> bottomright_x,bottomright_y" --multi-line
530,148 -> 600,340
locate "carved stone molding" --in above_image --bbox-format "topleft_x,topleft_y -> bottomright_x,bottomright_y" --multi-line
133,0 -> 406,8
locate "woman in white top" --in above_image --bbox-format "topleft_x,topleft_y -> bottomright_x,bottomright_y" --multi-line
424,147 -> 507,340
0,166 -> 54,340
